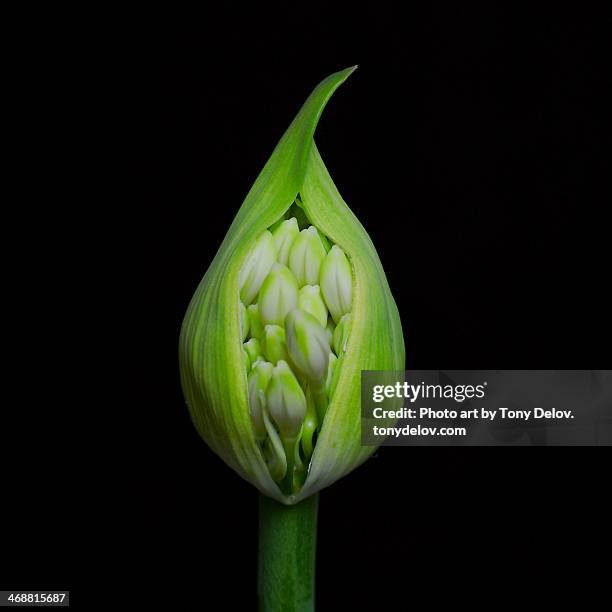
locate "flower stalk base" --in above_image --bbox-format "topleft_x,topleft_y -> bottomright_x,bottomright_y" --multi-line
258,493 -> 319,611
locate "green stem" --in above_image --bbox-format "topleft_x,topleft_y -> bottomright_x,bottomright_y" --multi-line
258,493 -> 319,612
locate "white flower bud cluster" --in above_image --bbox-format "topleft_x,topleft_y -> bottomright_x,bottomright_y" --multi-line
238,210 -> 353,493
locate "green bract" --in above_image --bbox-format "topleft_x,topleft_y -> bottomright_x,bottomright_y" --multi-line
179,67 -> 405,505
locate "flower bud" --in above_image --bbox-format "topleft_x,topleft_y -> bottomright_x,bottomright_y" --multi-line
239,230 -> 276,305
247,304 -> 264,340
179,67 -> 405,505
297,285 -> 327,327
320,245 -> 353,324
271,217 -> 299,266
244,337 -> 263,365
288,226 -> 327,287
332,313 -> 351,355
262,324 -> 290,364
248,360 -> 274,441
285,309 -> 330,382
259,263 -> 299,327
266,361 -> 307,440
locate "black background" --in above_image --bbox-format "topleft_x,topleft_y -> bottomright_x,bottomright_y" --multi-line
3,7 -> 610,609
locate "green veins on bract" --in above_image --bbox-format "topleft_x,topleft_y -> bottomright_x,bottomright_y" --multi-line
179,66 -> 405,505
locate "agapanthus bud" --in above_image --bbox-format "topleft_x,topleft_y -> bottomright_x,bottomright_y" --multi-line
247,304 -> 264,340
239,302 -> 250,342
259,263 -> 299,327
332,313 -> 351,355
285,309 -> 330,382
263,324 -> 290,364
179,67 -> 405,505
244,337 -> 263,365
297,285 -> 328,327
288,226 -> 327,287
239,230 -> 276,305
248,360 -> 274,441
271,217 -> 299,266
266,360 -> 307,440
320,245 -> 353,324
